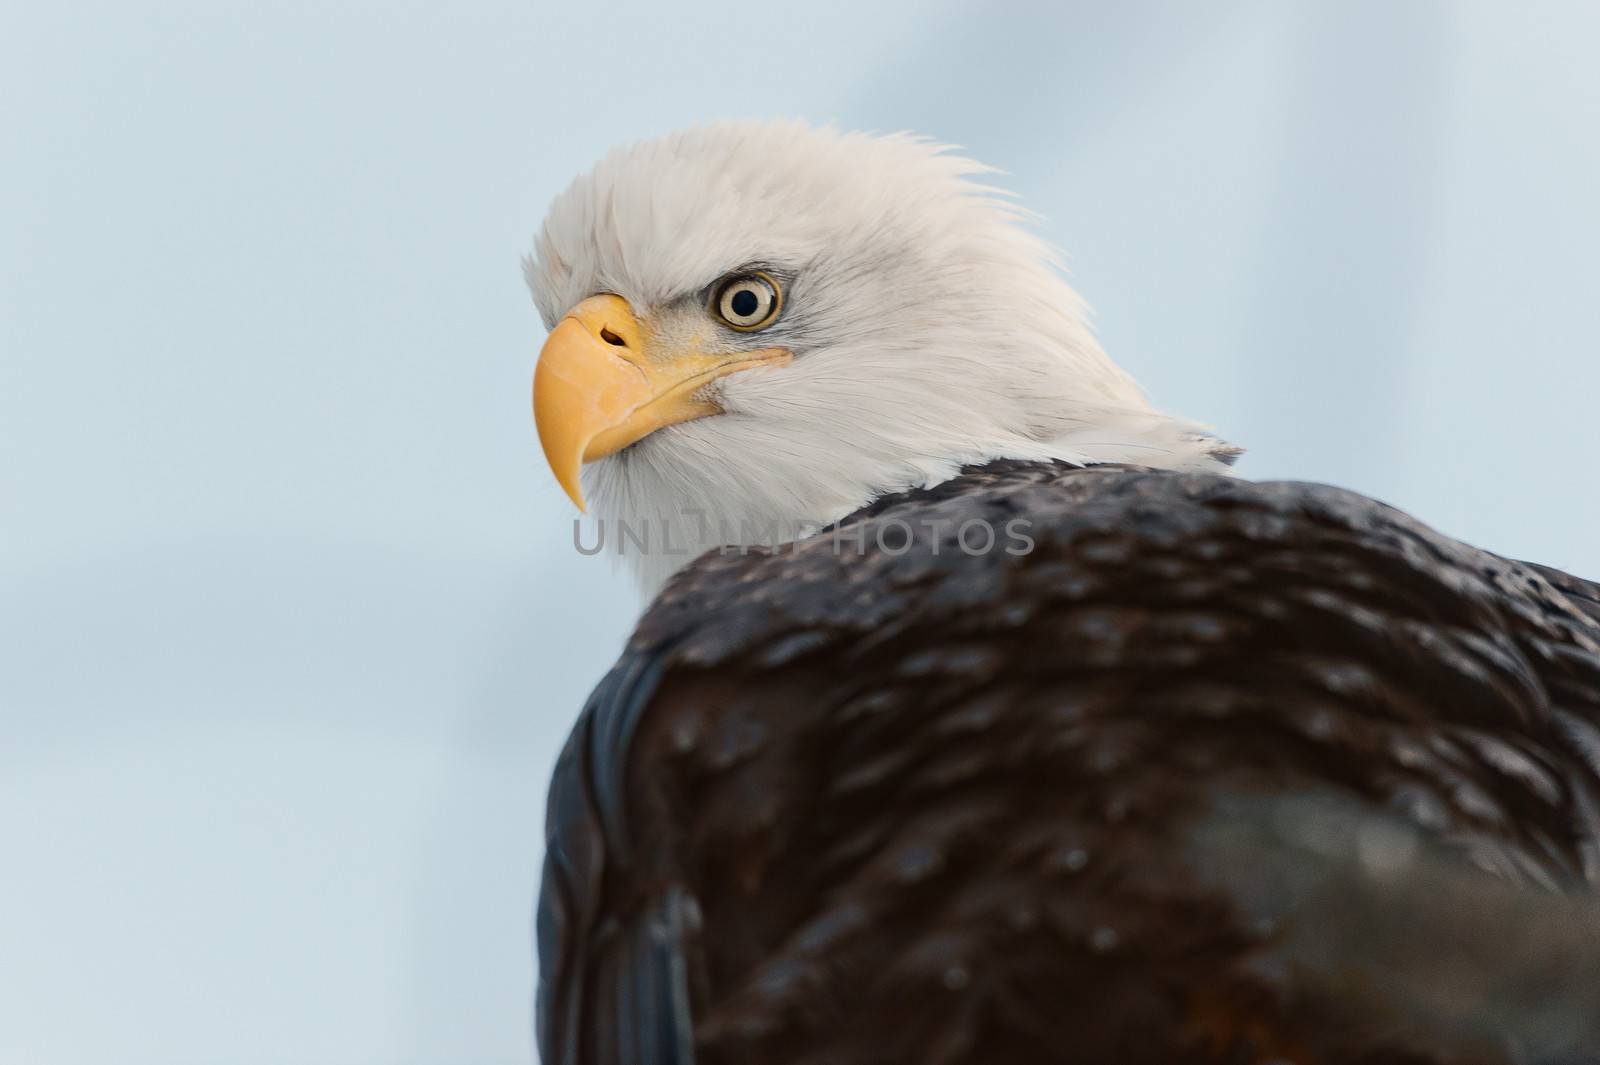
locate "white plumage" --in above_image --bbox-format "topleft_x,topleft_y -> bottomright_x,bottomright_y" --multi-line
526,121 -> 1238,594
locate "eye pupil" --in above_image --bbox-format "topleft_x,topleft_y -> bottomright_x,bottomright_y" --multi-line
713,272 -> 782,330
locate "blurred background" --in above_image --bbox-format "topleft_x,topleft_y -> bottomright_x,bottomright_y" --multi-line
3,1 -> 1598,1063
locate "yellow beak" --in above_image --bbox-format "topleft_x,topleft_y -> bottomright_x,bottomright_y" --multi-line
532,294 -> 790,510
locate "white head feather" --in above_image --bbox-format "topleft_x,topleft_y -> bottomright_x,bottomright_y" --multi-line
526,121 -> 1238,595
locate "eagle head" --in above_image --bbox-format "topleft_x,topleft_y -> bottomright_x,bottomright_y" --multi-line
525,121 -> 1237,594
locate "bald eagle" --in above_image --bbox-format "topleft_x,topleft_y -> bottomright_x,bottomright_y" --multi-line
525,123 -> 1600,1065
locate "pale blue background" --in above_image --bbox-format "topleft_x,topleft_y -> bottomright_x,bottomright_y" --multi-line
3,2 -> 1597,1063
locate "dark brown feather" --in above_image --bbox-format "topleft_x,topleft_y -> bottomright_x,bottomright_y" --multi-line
536,462 -> 1600,1065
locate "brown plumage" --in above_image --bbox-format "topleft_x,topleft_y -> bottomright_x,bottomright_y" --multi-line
536,462 -> 1600,1065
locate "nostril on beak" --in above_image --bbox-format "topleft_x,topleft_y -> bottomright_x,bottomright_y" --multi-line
599,327 -> 627,347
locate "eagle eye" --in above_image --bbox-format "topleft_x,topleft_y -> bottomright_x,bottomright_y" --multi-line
712,272 -> 782,332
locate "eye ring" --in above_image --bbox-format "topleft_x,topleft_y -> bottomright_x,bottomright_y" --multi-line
711,271 -> 783,332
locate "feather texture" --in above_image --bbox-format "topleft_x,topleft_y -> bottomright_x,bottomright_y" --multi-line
537,462 -> 1600,1065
